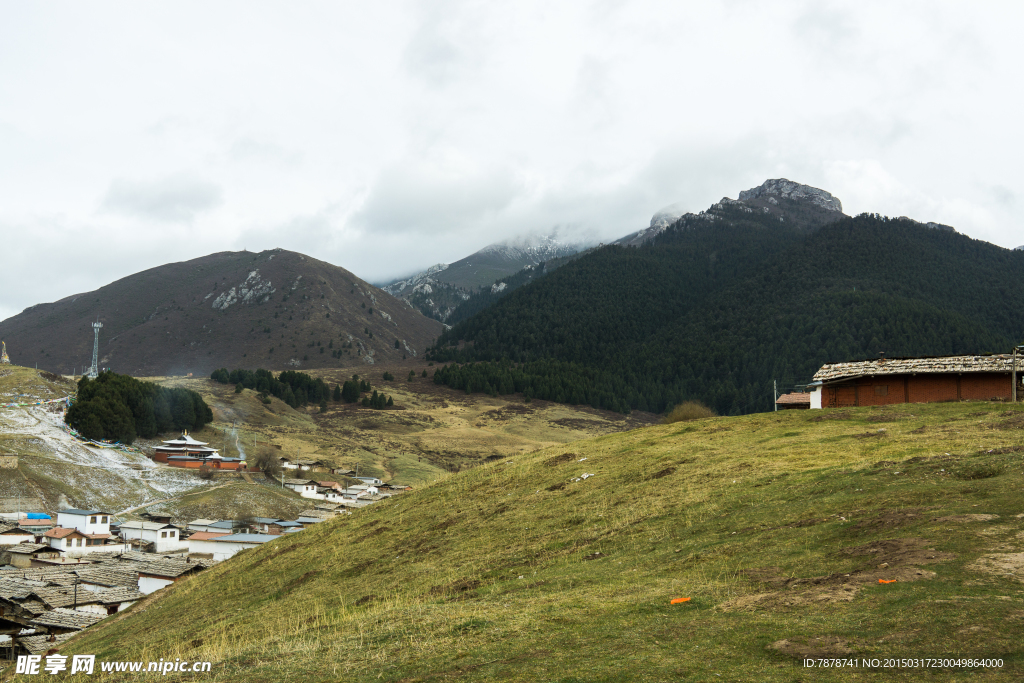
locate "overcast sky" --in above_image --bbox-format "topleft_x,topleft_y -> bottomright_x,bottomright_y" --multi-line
1,1 -> 1021,323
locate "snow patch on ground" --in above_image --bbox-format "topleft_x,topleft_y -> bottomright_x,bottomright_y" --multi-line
0,407 -> 216,507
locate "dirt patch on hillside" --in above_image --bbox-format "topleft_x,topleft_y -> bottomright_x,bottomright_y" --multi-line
722,565 -> 936,612
544,453 -> 578,467
849,507 -> 938,533
865,412 -> 900,423
430,578 -> 482,596
769,636 -> 857,659
726,539 -> 946,613
646,466 -> 676,480
968,553 -> 1024,581
991,414 -> 1024,430
808,410 -> 854,422
551,418 -> 606,430
932,514 -> 999,523
838,538 -> 954,566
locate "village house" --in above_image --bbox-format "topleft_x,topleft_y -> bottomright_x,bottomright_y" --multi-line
0,523 -> 35,546
15,515 -> 54,536
284,479 -> 319,498
187,519 -> 238,534
30,607 -> 105,634
56,509 -> 112,536
2,544 -> 63,568
251,518 -> 279,534
311,487 -> 342,502
185,531 -> 230,557
43,528 -> 120,557
265,521 -> 303,535
809,354 -> 1024,409
187,533 -> 276,561
118,521 -> 186,554
135,557 -> 209,594
775,392 -> 811,409
354,476 -> 383,486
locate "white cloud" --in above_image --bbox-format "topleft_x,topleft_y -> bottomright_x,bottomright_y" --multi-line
0,0 -> 1022,322
101,173 -> 223,223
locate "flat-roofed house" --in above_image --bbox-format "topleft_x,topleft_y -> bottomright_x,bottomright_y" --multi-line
190,533 -> 276,561
252,518 -> 280,534
266,521 -> 303,535
187,519 -> 219,533
810,354 -> 1024,409
118,521 -> 186,554
186,531 -> 231,557
187,519 -> 237,534
56,509 -> 112,536
284,479 -> 319,498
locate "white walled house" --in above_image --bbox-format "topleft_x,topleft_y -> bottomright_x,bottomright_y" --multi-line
187,519 -> 218,532
284,479 -> 319,498
188,533 -> 276,561
354,476 -> 383,486
136,559 -> 208,594
0,525 -> 35,546
187,520 -> 236,534
57,509 -> 112,536
186,531 -> 231,557
310,487 -> 342,502
118,521 -> 186,554
43,528 -> 119,557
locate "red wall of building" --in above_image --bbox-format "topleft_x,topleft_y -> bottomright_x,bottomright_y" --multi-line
825,373 -> 1012,408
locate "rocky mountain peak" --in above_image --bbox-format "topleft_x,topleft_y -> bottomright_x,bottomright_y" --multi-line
738,179 -> 843,213
649,203 -> 687,230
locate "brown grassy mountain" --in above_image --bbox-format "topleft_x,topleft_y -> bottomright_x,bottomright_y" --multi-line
0,249 -> 444,377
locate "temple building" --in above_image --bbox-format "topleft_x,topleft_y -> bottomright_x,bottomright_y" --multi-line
152,431 -> 248,471
152,431 -> 220,462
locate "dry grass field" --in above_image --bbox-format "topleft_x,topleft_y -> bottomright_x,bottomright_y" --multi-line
47,399 -> 1024,682
157,364 -> 659,486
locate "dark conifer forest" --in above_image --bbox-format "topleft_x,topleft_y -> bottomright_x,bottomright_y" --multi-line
66,372 -> 213,444
427,205 -> 1024,416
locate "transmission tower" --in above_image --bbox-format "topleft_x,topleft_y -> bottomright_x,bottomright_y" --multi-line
88,322 -> 103,378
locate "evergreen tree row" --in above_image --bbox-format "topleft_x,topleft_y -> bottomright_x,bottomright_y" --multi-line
210,367 -> 332,408
211,367 -> 392,410
67,371 -> 213,444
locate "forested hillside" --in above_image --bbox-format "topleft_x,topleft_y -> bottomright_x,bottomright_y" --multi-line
428,204 -> 1024,415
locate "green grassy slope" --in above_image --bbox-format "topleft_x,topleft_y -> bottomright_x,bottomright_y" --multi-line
53,401 -> 1024,682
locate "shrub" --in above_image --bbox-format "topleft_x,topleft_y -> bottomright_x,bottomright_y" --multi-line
663,401 -> 717,424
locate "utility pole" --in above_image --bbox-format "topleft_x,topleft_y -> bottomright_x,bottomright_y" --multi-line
773,380 -> 778,412
1014,345 -> 1020,404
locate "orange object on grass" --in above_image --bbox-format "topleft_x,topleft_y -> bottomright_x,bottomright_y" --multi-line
878,579 -> 897,584
670,598 -> 691,604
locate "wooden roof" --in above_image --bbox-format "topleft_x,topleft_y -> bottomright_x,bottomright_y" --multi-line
776,392 -> 811,406
30,607 -> 105,631
813,354 -> 1018,383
